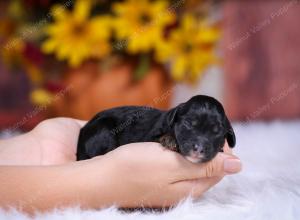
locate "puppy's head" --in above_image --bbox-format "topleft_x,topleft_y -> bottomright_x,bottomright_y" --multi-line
167,95 -> 236,163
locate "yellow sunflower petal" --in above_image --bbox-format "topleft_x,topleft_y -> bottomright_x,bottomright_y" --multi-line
197,27 -> 220,44
151,1 -> 175,25
44,24 -> 63,36
182,15 -> 196,31
74,0 -> 92,22
154,39 -> 172,62
112,2 -> 126,15
90,16 -> 111,39
42,39 -> 58,53
56,43 -> 72,60
171,56 -> 188,81
30,89 -> 53,106
51,4 -> 68,21
69,52 -> 84,67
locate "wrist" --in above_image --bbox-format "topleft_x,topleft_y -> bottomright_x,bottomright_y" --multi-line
0,132 -> 41,165
72,156 -> 116,209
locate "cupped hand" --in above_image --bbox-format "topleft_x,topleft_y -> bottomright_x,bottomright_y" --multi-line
0,117 -> 242,209
82,142 -> 242,208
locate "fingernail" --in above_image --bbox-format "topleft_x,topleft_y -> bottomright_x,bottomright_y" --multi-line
224,159 -> 242,174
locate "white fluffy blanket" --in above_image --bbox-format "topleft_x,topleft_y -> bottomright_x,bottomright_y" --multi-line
1,121 -> 300,220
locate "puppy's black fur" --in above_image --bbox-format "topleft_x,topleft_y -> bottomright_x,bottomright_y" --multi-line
77,95 -> 236,163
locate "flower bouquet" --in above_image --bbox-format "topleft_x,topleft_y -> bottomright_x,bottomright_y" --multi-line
1,0 -> 220,120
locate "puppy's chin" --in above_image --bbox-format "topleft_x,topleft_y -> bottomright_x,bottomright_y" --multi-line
185,156 -> 204,163
185,156 -> 201,163
184,149 -> 206,163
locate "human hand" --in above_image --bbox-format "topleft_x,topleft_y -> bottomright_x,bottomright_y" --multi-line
0,118 -> 241,211
81,142 -> 242,208
0,117 -> 86,165
31,117 -> 86,164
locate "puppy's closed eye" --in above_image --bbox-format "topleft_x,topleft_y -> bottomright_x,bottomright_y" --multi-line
183,120 -> 192,129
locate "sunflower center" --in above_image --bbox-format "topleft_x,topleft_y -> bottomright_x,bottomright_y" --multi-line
139,13 -> 152,25
183,43 -> 193,53
72,23 -> 87,35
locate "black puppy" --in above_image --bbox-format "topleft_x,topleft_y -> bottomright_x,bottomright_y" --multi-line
77,95 -> 236,163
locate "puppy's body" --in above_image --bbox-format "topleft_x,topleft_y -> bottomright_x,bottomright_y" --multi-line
77,95 -> 236,162
77,106 -> 173,160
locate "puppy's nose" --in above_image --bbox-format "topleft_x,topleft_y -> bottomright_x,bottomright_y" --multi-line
193,144 -> 204,154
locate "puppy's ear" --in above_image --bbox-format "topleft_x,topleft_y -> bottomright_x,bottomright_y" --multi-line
166,107 -> 179,127
166,103 -> 184,127
225,116 -> 236,148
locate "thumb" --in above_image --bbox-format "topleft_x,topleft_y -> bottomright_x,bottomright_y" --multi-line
176,153 -> 242,181
201,154 -> 242,178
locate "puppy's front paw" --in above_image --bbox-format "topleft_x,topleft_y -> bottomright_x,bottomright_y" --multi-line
158,134 -> 178,152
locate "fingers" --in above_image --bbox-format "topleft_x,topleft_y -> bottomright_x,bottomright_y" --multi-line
223,142 -> 232,154
124,142 -> 241,181
170,143 -> 239,200
173,152 -> 242,182
171,176 -> 222,199
114,142 -> 241,183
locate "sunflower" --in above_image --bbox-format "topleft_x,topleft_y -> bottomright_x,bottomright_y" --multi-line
156,15 -> 219,82
42,0 -> 111,67
112,0 -> 175,53
30,88 -> 53,106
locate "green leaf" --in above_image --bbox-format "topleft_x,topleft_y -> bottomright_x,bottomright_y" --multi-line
133,54 -> 150,81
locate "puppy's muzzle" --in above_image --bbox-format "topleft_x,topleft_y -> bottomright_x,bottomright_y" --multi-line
185,140 -> 213,163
